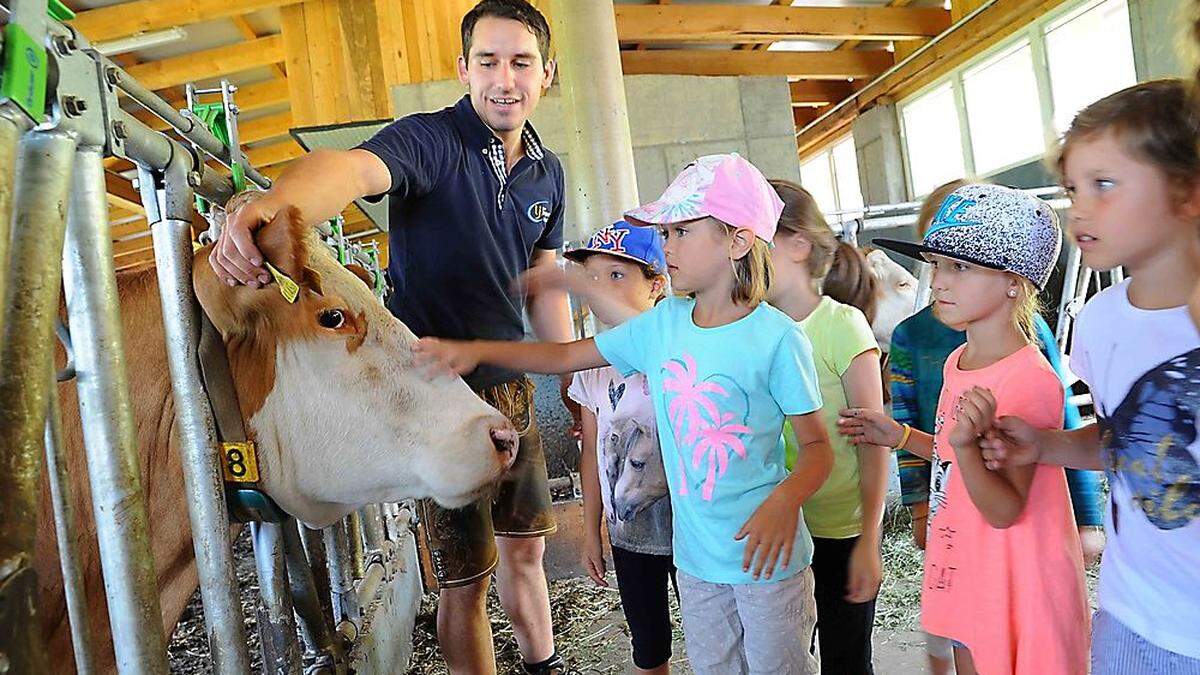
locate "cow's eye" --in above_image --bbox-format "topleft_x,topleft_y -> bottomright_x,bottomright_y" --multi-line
630,459 -> 645,471
317,309 -> 346,329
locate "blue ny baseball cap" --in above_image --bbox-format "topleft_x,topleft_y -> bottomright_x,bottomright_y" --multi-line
873,184 -> 1061,290
565,220 -> 667,275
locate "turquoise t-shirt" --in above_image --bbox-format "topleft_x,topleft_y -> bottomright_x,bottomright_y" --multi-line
594,297 -> 823,584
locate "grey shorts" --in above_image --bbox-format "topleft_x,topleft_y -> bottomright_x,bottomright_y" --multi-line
677,567 -> 819,675
1092,610 -> 1200,675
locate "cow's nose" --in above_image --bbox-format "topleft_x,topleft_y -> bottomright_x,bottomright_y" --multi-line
490,425 -> 518,469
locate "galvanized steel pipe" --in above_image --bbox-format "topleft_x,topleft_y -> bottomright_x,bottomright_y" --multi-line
250,522 -> 303,675
140,159 -> 253,674
282,521 -> 343,673
63,145 -> 169,673
43,367 -> 95,675
0,129 -> 74,675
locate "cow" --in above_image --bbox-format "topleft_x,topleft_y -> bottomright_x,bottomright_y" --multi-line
863,247 -> 919,352
34,209 -> 518,673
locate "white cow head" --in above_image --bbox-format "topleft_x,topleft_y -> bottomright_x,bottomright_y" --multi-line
194,209 -> 517,527
865,248 -> 919,351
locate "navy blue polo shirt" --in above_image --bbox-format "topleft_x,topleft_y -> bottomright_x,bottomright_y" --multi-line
357,95 -> 565,389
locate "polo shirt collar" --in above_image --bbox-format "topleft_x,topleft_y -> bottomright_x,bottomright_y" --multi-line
452,94 -> 546,165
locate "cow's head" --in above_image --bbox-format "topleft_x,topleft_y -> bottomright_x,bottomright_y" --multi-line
865,248 -> 919,351
194,208 -> 517,527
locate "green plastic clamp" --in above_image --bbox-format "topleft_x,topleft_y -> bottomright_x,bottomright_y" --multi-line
1,23 -> 47,120
190,102 -> 246,213
48,0 -> 75,21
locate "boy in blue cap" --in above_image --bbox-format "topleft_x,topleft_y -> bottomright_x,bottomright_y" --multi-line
529,220 -> 677,673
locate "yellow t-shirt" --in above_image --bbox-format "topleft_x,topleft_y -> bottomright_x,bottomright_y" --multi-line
785,296 -> 879,539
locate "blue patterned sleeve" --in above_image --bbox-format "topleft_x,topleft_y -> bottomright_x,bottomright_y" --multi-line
889,321 -> 931,506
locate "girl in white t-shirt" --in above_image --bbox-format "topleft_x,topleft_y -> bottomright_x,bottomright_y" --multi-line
524,220 -> 675,674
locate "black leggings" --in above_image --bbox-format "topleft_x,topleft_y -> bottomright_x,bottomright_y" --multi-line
810,536 -> 877,674
612,545 -> 677,670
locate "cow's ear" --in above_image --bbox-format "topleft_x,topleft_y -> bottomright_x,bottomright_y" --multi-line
344,264 -> 375,290
255,206 -> 323,294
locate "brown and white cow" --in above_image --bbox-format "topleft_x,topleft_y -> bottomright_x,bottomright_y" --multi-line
35,210 -> 516,672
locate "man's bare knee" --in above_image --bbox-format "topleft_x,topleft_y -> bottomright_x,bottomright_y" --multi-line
440,578 -> 489,610
496,536 -> 546,571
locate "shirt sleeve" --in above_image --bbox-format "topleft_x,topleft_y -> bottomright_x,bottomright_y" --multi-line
829,304 -> 880,376
769,324 -> 823,416
535,160 -> 565,250
888,319 -> 932,506
593,304 -> 659,378
355,115 -> 454,204
1066,308 -> 1092,390
567,371 -> 596,413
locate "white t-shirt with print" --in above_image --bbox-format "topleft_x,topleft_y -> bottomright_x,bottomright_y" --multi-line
569,367 -> 672,556
1070,279 -> 1200,659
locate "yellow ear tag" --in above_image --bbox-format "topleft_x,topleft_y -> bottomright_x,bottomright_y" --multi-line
265,263 -> 300,304
192,240 -> 203,253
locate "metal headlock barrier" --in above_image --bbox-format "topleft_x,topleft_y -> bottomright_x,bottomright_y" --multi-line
0,2 -> 420,673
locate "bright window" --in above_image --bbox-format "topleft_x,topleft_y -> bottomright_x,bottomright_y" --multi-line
832,137 -> 865,215
963,40 -> 1045,174
800,154 -> 838,215
800,136 -> 865,220
901,83 -> 966,197
1045,0 -> 1137,134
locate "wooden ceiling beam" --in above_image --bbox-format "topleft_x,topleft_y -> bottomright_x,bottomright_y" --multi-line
69,0 -> 303,44
126,35 -> 284,92
615,5 -> 951,44
790,80 -> 856,106
620,50 -> 892,79
104,172 -> 143,214
231,16 -> 288,80
239,111 -> 294,145
245,139 -> 305,168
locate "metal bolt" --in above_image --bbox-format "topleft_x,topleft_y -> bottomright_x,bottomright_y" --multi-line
228,84 -> 239,93
187,172 -> 202,188
61,96 -> 88,117
51,35 -> 76,56
105,67 -> 121,87
228,104 -> 240,116
111,121 -> 128,140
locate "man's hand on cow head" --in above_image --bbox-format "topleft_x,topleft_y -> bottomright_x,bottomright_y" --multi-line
412,337 -> 480,380
210,193 -> 277,288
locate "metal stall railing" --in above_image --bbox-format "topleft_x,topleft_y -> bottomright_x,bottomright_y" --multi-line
2,3 -> 419,673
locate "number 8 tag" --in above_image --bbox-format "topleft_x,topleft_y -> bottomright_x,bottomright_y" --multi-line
221,441 -> 260,483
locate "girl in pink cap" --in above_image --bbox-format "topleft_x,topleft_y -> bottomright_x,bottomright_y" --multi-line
415,154 -> 835,674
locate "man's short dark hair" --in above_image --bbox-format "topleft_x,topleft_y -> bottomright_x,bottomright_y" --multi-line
461,0 -> 552,64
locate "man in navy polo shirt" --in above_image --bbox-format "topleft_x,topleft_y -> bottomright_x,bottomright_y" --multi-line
211,2 -> 571,672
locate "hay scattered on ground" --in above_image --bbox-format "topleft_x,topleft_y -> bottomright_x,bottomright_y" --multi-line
168,530 -> 264,674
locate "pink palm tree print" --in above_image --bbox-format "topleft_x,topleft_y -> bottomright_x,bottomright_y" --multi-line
662,354 -> 751,501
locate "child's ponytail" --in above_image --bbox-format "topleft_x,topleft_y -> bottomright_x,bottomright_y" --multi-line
824,242 -> 879,324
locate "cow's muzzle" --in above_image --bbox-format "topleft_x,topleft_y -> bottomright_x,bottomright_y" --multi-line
490,425 -> 518,470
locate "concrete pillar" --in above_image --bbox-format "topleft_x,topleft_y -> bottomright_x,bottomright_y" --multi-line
1128,0 -> 1189,80
550,0 -> 639,242
853,103 -> 909,204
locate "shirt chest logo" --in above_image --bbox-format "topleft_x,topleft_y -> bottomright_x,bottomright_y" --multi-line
527,200 -> 551,224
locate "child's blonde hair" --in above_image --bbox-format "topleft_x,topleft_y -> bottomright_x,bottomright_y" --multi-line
1010,275 -> 1043,346
715,219 -> 772,307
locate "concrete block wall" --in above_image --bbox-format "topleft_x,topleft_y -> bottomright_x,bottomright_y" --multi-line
390,74 -> 801,479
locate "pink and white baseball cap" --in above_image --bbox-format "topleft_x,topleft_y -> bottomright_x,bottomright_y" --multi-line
624,153 -> 784,242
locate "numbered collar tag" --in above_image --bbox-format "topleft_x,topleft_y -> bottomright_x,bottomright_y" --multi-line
221,441 -> 260,483
265,263 -> 300,304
